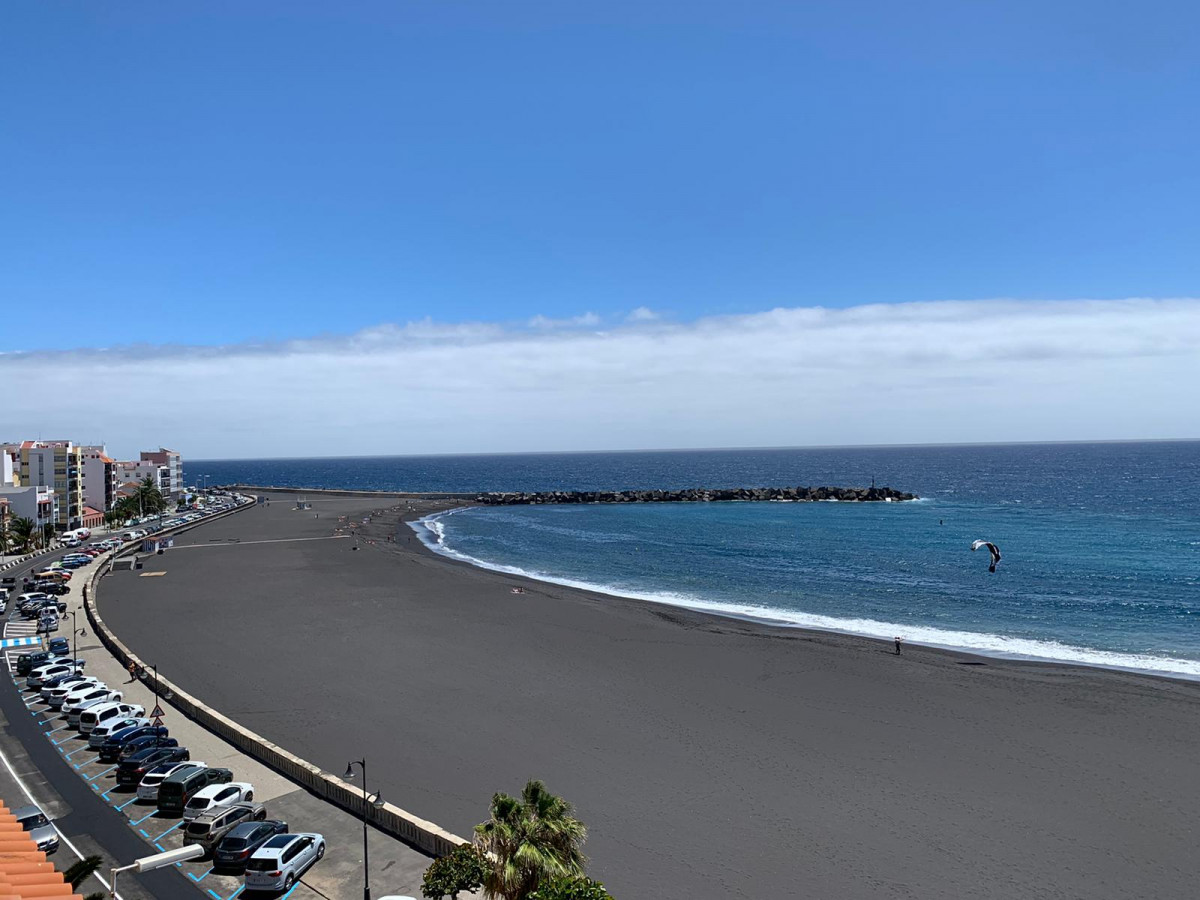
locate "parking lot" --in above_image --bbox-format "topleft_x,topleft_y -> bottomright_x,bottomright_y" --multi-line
2,509 -> 430,900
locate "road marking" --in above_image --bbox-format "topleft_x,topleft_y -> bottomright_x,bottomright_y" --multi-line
153,821 -> 183,840
131,809 -> 158,825
46,723 -> 69,735
188,867 -> 214,883
64,744 -> 90,758
86,764 -> 117,781
115,796 -> 138,810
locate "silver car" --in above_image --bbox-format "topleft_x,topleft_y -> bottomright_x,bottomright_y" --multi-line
12,804 -> 59,855
182,802 -> 267,855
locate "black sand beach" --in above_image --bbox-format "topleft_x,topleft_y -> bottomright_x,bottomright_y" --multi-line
98,497 -> 1200,899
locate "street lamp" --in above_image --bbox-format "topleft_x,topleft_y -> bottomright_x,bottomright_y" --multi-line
343,758 -> 384,900
110,843 -> 205,898
67,610 -> 86,663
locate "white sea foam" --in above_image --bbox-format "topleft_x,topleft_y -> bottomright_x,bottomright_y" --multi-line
410,511 -> 1200,682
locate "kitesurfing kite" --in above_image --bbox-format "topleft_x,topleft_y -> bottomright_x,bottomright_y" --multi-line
971,539 -> 1001,573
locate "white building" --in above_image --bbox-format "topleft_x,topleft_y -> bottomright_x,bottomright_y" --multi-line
80,445 -> 118,512
0,485 -> 58,533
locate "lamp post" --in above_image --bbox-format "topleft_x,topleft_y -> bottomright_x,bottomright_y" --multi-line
67,610 -> 86,663
343,758 -> 383,900
110,843 -> 204,898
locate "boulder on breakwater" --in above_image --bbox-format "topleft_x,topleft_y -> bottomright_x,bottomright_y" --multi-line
474,485 -> 917,505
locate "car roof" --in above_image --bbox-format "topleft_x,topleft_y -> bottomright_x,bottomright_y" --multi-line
11,805 -> 42,820
193,782 -> 243,799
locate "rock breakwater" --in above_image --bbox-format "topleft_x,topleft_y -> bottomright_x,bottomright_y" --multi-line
475,485 -> 917,505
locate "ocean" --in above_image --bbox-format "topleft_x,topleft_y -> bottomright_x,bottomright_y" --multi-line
191,442 -> 1200,679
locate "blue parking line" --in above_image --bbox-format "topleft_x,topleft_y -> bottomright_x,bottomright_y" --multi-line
139,828 -> 149,837
64,745 -> 90,758
53,733 -> 76,745
207,889 -> 222,900
45,723 -> 69,735
279,884 -> 299,900
154,841 -> 165,851
226,887 -> 245,900
153,821 -> 182,840
115,796 -> 138,810
187,867 -> 214,883
131,810 -> 157,825
86,764 -> 116,781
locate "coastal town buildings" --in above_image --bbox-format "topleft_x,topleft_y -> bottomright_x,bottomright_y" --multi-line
19,440 -> 83,530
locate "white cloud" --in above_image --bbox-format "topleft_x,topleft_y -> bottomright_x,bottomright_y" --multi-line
626,306 -> 660,322
2,298 -> 1197,458
527,312 -> 601,329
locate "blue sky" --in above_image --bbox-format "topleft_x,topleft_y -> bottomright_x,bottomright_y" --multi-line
3,1 -> 1197,352
2,3 -> 1198,455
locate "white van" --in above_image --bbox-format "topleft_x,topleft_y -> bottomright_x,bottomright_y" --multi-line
79,701 -> 146,735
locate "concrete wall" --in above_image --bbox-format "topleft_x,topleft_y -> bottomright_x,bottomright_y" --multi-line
226,484 -> 478,501
84,498 -> 469,859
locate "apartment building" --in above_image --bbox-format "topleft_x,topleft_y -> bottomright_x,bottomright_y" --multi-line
19,440 -> 83,530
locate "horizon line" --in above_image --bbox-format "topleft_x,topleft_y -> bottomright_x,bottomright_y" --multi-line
188,436 -> 1200,464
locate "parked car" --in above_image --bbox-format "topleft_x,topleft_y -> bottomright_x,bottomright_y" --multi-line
37,615 -> 60,634
26,661 -> 84,689
54,681 -> 114,712
183,802 -> 267,855
244,833 -> 325,892
118,733 -> 179,760
15,651 -> 59,677
89,716 -> 151,748
116,746 -> 190,787
12,804 -> 59,855
40,672 -> 93,697
79,702 -> 146,735
157,766 -> 233,814
211,819 -> 288,871
137,761 -> 207,801
183,782 -> 255,821
47,637 -> 70,655
97,724 -> 170,762
68,692 -> 124,727
33,581 -> 69,595
44,675 -> 101,705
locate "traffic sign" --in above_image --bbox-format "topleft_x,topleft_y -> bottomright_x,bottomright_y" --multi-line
151,704 -> 165,718
152,717 -> 163,728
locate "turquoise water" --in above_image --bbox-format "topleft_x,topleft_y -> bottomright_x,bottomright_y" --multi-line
193,442 -> 1200,678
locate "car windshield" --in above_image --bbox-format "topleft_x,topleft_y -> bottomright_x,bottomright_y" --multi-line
221,838 -> 247,850
246,857 -> 276,871
186,796 -> 208,808
186,823 -> 209,835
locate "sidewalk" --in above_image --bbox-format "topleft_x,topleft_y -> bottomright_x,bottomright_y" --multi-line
17,544 -> 433,899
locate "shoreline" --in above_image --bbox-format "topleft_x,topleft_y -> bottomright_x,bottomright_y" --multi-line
99,494 -> 1200,899
408,505 -> 1200,685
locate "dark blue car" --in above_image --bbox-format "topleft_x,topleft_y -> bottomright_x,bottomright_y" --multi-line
97,725 -> 171,762
47,638 -> 70,655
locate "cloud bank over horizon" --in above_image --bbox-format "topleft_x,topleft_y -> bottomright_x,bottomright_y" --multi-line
3,298 -> 1197,459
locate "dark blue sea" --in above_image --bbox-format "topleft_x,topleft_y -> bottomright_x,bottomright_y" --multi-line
191,442 -> 1200,678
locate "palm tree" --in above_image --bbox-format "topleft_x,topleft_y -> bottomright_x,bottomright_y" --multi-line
9,516 -> 35,553
136,476 -> 166,515
474,780 -> 588,900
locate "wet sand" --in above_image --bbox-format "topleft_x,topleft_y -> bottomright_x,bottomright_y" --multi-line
98,496 -> 1200,899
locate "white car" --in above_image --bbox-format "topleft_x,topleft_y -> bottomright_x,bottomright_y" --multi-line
137,761 -> 207,801
45,676 -> 102,708
61,684 -> 119,716
245,833 -> 325,892
89,715 -> 151,748
26,660 -> 84,689
182,782 -> 255,821
67,693 -> 122,727
79,702 -> 146,735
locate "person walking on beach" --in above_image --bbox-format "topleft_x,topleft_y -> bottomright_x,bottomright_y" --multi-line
894,636 -> 903,655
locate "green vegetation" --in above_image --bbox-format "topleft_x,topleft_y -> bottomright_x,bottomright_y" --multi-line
8,516 -> 35,552
422,843 -> 489,899
529,876 -> 614,900
473,779 -> 588,900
